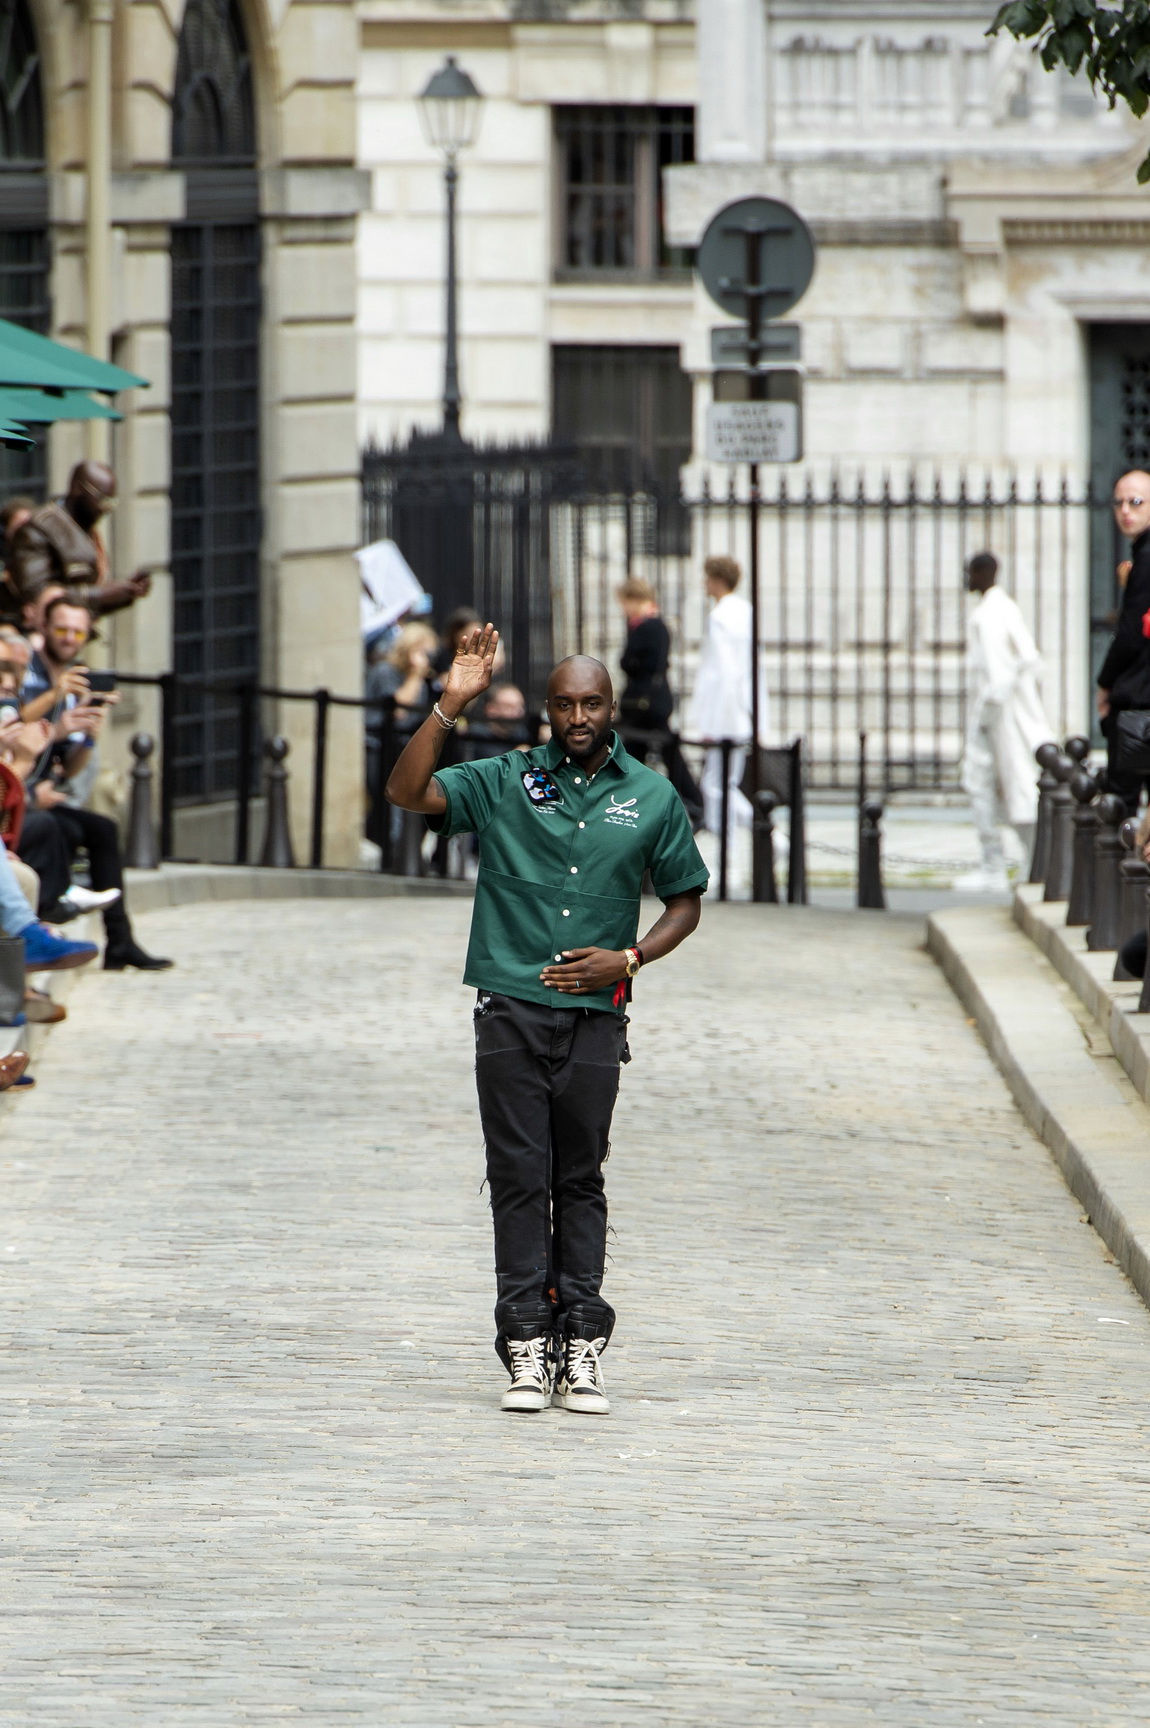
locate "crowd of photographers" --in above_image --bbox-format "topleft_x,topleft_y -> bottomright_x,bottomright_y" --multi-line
0,461 -> 171,1095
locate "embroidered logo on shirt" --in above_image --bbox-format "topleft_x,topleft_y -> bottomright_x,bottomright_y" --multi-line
521,767 -> 563,807
604,795 -> 640,827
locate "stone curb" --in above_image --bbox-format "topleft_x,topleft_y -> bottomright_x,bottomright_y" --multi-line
123,862 -> 475,914
1011,882 -> 1150,1107
927,904 -> 1150,1314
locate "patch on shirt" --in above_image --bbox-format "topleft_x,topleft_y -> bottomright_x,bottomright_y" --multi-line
604,794 -> 639,827
521,767 -> 563,808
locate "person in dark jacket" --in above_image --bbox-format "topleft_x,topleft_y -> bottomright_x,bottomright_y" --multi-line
616,577 -> 702,824
1098,471 -> 1150,813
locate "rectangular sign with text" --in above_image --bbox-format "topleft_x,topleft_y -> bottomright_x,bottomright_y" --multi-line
705,400 -> 800,464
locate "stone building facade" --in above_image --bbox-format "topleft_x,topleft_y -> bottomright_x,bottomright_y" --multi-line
0,0 -> 368,865
357,0 -> 1150,753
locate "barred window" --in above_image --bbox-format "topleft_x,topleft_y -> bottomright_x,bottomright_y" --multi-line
555,106 -> 694,278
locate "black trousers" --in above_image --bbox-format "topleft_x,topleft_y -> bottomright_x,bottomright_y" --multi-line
19,805 -> 129,938
474,992 -> 627,1349
1102,712 -> 1148,817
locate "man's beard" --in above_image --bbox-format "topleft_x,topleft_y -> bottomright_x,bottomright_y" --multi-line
563,718 -> 612,761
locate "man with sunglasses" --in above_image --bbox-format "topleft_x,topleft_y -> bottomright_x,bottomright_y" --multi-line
1098,473 -> 1150,812
5,460 -> 152,620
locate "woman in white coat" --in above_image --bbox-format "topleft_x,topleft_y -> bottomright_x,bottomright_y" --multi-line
688,554 -> 769,837
958,551 -> 1054,891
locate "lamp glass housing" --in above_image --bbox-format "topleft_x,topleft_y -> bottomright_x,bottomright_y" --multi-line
418,56 -> 483,157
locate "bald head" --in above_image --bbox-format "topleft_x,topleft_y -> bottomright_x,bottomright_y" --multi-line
546,655 -> 616,766
66,459 -> 116,531
1113,471 -> 1150,541
547,654 -> 612,700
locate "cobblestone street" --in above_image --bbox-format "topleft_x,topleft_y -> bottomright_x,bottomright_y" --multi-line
3,896 -> 1150,1725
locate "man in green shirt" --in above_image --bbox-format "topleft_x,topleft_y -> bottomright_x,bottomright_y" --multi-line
387,624 -> 708,1416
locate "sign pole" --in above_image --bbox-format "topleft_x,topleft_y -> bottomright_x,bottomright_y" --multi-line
745,225 -> 765,900
695,195 -> 816,902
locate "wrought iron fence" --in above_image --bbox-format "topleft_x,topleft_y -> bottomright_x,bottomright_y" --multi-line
551,468 -> 1099,793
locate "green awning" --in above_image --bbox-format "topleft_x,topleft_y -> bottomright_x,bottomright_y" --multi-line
0,418 -> 34,450
0,317 -> 147,394
0,386 -> 121,425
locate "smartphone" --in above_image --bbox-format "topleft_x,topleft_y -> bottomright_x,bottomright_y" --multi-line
86,672 -> 116,694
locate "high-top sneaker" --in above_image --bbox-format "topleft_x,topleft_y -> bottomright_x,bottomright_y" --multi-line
498,1304 -> 555,1413
553,1322 -> 610,1415
501,1331 -> 553,1413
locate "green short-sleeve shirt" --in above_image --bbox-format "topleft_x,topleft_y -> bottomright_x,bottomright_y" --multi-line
429,732 -> 708,1013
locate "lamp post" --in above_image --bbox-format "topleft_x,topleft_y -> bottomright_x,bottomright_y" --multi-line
418,56 -> 484,441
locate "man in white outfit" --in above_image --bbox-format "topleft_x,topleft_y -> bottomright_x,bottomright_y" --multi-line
688,555 -> 768,836
958,551 -> 1054,891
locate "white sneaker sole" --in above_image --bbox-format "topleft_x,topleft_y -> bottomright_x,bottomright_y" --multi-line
501,1386 -> 550,1413
553,1389 -> 610,1415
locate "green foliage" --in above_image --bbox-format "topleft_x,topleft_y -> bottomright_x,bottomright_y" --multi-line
990,1 -> 1150,179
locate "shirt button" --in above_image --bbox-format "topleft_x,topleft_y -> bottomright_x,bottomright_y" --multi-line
555,954 -> 563,961
562,909 -> 570,917
574,777 -> 582,785
578,821 -> 585,829
570,866 -> 578,874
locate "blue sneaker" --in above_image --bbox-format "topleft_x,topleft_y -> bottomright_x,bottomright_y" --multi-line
21,922 -> 99,972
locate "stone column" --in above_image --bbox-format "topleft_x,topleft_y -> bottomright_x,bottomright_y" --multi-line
696,0 -> 767,165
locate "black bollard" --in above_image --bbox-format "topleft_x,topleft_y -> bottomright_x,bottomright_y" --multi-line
1043,754 -> 1076,903
258,735 -> 296,868
1114,820 -> 1149,979
396,809 -> 425,878
1065,734 -> 1091,769
124,732 -> 160,869
1088,794 -> 1126,951
1066,768 -> 1100,926
857,800 -> 886,910
1030,742 -> 1061,883
752,790 -> 780,905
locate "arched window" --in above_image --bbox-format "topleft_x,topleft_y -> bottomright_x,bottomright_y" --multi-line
170,0 -> 260,805
172,0 -> 254,166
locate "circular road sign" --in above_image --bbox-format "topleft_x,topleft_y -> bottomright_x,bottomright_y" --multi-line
696,196 -> 816,321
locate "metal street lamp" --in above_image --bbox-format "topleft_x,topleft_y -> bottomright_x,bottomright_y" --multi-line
419,56 -> 484,441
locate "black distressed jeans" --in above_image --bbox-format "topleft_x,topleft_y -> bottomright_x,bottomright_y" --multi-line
474,991 -> 628,1351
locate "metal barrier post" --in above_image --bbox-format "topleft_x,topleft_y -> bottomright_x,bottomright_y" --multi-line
787,738 -> 808,904
718,738 -> 731,903
1088,794 -> 1126,952
1043,752 -> 1075,902
159,670 -> 176,859
259,735 -> 296,868
124,733 -> 160,869
310,687 -> 331,870
234,680 -> 256,865
1114,819 -> 1148,979
1066,768 -> 1100,927
752,790 -> 779,904
857,800 -> 886,910
1031,742 -> 1061,883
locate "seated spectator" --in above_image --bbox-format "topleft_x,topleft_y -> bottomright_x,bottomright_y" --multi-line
16,597 -> 172,970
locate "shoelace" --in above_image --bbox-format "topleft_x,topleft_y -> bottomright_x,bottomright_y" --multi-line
562,1336 -> 606,1392
507,1334 -> 551,1389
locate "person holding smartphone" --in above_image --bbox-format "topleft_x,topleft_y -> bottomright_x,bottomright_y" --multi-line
387,627 -> 708,1417
17,597 -> 172,970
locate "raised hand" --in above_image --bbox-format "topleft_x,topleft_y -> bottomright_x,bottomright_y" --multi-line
441,623 -> 499,716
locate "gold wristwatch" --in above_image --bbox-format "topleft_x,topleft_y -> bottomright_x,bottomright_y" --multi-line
624,947 -> 642,979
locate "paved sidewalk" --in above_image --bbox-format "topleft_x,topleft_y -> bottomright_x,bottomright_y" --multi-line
2,899 -> 1150,1725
